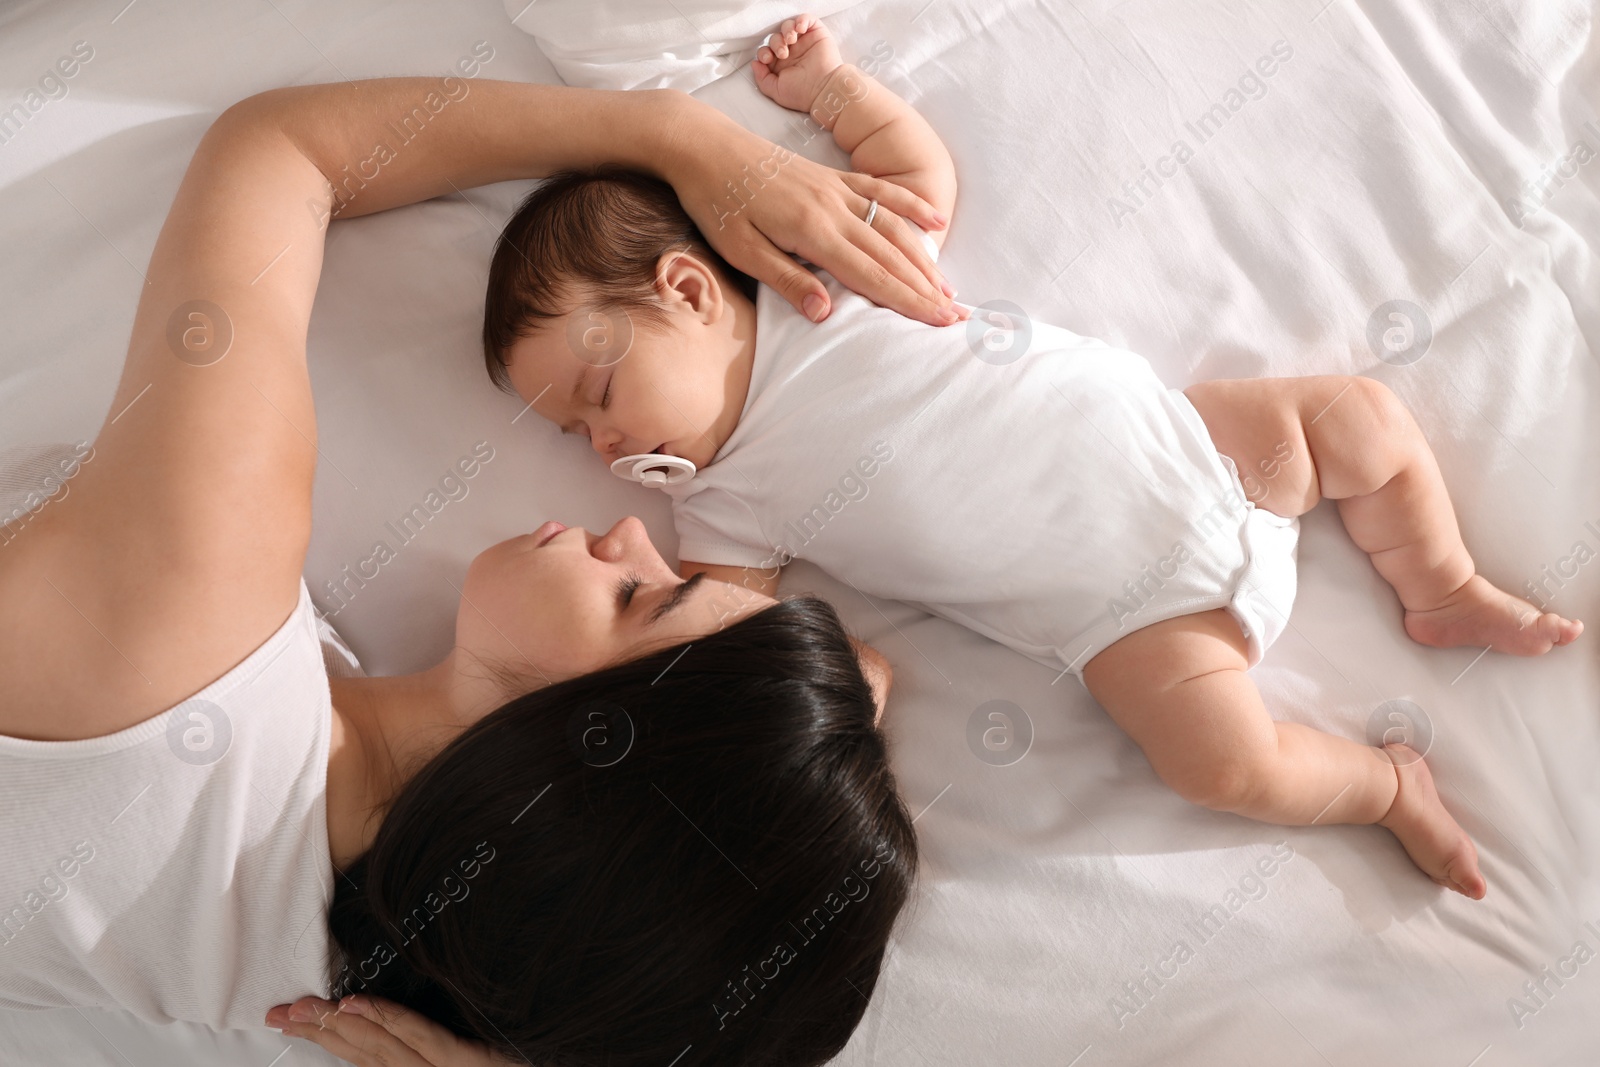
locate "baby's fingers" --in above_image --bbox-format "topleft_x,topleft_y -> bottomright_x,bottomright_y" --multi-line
751,57 -> 778,92
767,23 -> 792,61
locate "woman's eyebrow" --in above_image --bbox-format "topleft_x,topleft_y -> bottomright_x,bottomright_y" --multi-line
649,572 -> 709,626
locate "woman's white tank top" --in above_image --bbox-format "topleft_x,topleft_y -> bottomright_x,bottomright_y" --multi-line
0,554 -> 360,1030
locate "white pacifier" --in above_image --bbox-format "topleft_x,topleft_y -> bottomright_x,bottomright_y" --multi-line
610,452 -> 697,489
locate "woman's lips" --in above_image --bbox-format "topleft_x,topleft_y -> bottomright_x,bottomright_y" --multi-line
533,521 -> 567,548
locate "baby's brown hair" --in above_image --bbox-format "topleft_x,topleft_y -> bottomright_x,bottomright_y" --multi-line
481,167 -> 756,393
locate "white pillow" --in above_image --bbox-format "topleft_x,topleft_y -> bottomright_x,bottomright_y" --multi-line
503,0 -> 865,92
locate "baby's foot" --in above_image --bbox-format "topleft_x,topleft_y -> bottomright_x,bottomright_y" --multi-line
1404,573 -> 1582,655
1376,744 -> 1486,899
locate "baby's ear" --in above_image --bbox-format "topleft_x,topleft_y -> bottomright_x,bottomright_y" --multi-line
849,637 -> 894,724
655,250 -> 724,319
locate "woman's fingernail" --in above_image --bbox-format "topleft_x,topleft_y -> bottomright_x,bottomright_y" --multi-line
939,306 -> 960,324
288,1004 -> 317,1023
932,212 -> 949,228
940,279 -> 956,298
341,996 -> 367,1017
803,293 -> 826,321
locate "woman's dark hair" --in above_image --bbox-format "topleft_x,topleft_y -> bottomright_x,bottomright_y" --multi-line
480,166 -> 758,393
326,594 -> 918,1067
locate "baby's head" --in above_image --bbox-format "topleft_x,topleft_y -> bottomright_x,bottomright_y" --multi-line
483,168 -> 759,469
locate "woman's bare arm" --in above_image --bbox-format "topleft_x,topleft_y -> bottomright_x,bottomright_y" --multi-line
0,79 -> 953,740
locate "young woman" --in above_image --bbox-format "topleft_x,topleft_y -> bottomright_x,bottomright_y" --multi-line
0,76 -> 963,1066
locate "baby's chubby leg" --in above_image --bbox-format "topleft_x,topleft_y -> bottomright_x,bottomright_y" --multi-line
1185,375 -> 1581,655
1083,608 -> 1486,898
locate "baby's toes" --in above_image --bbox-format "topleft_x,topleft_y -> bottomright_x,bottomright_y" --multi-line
1552,614 -> 1584,646
1443,843 -> 1486,900
1524,610 -> 1579,651
1487,591 -> 1578,654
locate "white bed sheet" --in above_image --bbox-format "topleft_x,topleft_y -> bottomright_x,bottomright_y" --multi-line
2,0 -> 1598,1064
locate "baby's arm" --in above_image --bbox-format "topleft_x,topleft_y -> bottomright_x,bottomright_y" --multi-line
680,558 -> 894,716
754,14 -> 957,250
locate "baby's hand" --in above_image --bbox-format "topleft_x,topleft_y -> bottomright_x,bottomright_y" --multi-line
752,14 -> 844,114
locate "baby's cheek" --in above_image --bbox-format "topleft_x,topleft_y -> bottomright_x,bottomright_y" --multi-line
642,371 -> 706,434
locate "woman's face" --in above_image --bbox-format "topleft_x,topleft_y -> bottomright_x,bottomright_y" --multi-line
457,515 -> 774,686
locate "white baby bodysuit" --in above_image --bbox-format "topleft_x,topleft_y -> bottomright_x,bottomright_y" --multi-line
661,253 -> 1299,680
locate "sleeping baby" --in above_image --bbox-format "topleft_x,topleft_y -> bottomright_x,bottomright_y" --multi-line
482,13 -> 1582,899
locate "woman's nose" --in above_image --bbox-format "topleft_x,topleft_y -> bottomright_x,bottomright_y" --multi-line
595,516 -> 655,563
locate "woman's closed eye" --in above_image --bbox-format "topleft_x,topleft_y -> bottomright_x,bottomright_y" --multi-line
614,570 -> 645,608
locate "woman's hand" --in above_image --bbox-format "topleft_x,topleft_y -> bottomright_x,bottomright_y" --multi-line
657,90 -> 963,328
266,995 -> 520,1066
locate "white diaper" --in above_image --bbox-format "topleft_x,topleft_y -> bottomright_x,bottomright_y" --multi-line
1214,452 -> 1300,668
1047,392 -> 1302,682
